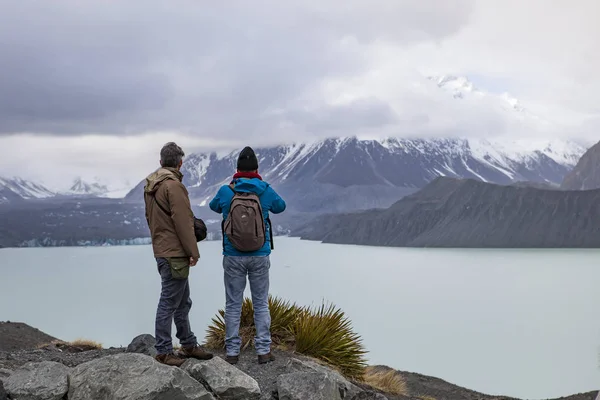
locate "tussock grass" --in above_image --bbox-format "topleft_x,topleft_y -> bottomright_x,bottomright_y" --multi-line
205,295 -> 367,379
363,366 -> 407,395
205,295 -> 300,350
69,339 -> 103,350
38,338 -> 103,352
37,340 -> 65,349
294,303 -> 367,380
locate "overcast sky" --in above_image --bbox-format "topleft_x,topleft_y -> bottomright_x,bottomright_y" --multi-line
0,0 -> 598,189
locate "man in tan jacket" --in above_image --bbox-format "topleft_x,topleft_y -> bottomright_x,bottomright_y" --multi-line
144,142 -> 213,366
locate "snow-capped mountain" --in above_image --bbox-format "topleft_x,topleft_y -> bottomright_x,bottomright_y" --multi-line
67,178 -> 109,197
0,177 -> 55,204
125,136 -> 588,212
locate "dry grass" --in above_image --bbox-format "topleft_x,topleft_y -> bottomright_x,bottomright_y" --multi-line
363,366 -> 407,395
36,340 -> 65,349
37,338 -> 103,352
418,396 -> 436,400
68,339 -> 103,350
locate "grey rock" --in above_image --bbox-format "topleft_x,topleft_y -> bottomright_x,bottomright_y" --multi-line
351,391 -> 389,400
285,358 -> 361,399
5,361 -> 69,400
68,353 -> 214,400
277,372 -> 342,400
183,357 -> 260,400
0,380 -> 7,400
126,334 -> 157,357
0,368 -> 11,384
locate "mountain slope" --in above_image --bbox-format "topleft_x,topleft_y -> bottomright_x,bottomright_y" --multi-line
0,177 -> 55,204
561,140 -> 600,190
292,177 -> 600,248
125,137 -> 586,213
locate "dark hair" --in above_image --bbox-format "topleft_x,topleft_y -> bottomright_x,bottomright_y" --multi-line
160,142 -> 185,168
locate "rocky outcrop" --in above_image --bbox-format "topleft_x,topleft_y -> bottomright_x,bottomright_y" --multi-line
351,392 -> 389,400
294,177 -> 600,248
183,357 -> 261,399
0,330 -> 597,400
68,353 -> 214,400
285,358 -> 362,399
0,368 -> 10,383
278,371 -> 342,400
126,334 -> 157,357
562,141 -> 600,190
4,361 -> 69,400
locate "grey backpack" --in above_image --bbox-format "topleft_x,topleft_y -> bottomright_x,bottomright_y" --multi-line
223,186 -> 273,252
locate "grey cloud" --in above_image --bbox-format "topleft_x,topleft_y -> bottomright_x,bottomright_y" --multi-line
284,98 -> 399,134
0,0 -> 474,138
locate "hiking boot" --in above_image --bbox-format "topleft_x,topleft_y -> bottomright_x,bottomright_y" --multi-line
155,353 -> 186,367
257,352 -> 275,364
180,345 -> 214,360
225,355 -> 239,365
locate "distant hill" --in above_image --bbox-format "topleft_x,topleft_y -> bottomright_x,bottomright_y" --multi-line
0,322 -> 58,352
561,140 -> 600,190
293,177 -> 600,248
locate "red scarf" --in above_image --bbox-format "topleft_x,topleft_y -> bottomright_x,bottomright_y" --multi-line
232,172 -> 262,181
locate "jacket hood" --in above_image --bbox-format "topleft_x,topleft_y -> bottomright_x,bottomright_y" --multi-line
144,167 -> 183,194
233,178 -> 269,196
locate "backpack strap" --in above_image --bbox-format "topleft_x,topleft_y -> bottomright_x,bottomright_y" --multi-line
267,217 -> 274,250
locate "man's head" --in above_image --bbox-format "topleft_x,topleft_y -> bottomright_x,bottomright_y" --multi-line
237,146 -> 259,172
160,142 -> 185,169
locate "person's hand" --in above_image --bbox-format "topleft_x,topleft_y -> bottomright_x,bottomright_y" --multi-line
190,257 -> 198,267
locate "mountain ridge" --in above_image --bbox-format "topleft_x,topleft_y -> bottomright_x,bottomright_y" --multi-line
292,176 -> 600,248
124,136 -> 587,213
561,140 -> 600,190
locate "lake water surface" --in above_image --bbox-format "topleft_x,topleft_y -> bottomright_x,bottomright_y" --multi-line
0,238 -> 598,399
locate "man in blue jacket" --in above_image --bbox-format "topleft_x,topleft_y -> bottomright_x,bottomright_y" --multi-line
209,146 -> 286,365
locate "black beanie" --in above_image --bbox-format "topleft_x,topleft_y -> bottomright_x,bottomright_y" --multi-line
237,146 -> 259,171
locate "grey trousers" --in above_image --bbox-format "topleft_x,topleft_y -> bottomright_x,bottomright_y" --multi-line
223,255 -> 271,356
154,257 -> 198,355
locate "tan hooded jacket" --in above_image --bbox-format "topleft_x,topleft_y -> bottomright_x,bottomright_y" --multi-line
144,167 -> 199,260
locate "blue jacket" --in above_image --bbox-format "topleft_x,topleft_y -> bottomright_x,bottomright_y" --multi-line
209,178 -> 286,256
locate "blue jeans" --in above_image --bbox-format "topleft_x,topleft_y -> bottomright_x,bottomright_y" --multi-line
155,257 -> 198,355
223,255 -> 271,356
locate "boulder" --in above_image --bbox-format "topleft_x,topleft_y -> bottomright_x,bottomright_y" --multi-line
4,361 -> 69,400
68,353 -> 214,400
285,358 -> 361,399
0,368 -> 11,384
351,391 -> 389,400
183,357 -> 260,400
126,334 -> 157,357
277,372 -> 342,400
